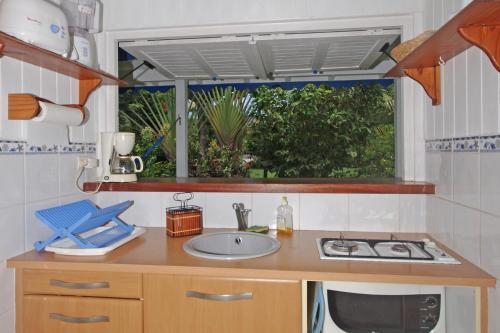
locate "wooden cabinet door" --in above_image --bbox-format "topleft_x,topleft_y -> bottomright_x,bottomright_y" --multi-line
144,274 -> 301,333
23,295 -> 142,333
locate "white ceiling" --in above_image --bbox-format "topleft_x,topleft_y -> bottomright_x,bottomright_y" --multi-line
120,28 -> 400,83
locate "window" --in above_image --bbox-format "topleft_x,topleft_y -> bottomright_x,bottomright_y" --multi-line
119,80 -> 395,179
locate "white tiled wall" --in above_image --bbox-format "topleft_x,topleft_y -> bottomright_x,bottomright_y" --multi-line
0,57 -> 99,331
97,192 -> 426,233
424,0 -> 500,331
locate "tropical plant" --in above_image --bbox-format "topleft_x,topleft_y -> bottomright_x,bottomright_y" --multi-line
193,87 -> 253,149
246,83 -> 395,178
120,89 -> 177,160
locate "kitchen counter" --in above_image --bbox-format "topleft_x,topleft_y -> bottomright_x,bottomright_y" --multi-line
7,228 -> 495,288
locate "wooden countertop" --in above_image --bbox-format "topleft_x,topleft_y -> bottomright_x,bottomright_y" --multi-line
7,228 -> 495,288
83,178 -> 435,194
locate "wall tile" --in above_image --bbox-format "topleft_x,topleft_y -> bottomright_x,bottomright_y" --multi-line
0,58 -> 23,140
488,283 -> 500,333
452,204 -> 480,265
98,192 -> 162,227
25,154 -> 59,203
25,199 -> 59,251
204,193 -> 252,228
299,194 -> 348,231
0,309 -> 15,333
58,154 -> 82,197
466,47 -> 482,136
399,195 -> 426,232
426,196 -> 453,245
445,286 -> 476,333
454,52 -> 468,137
481,53 -> 499,135
480,213 -> 500,280
452,152 -> 480,209
0,205 -> 25,261
480,153 -> 500,217
0,154 -> 24,209
0,261 -> 15,315
436,152 -> 453,199
348,194 -> 399,232
252,193 -> 299,230
443,59 -> 455,138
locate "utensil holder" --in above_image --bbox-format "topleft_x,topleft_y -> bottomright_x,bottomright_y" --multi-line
166,192 -> 203,238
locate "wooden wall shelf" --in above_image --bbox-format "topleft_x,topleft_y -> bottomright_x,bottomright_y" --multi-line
0,32 -> 126,106
385,0 -> 500,105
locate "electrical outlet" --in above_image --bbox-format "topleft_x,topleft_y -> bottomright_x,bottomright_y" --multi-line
78,157 -> 99,169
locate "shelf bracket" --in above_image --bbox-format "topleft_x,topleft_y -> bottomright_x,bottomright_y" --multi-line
404,66 -> 441,106
458,24 -> 500,72
79,79 -> 103,106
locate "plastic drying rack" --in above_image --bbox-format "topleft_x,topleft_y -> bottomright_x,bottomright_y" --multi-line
33,199 -> 135,252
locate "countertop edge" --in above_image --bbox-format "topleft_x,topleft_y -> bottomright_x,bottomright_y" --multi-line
83,178 -> 435,194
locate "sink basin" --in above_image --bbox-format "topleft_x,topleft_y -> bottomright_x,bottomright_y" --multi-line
183,232 -> 280,260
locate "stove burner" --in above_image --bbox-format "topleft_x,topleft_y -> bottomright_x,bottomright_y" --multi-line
391,243 -> 410,253
330,240 -> 358,253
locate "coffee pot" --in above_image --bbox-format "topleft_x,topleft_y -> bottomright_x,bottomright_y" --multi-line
100,132 -> 144,182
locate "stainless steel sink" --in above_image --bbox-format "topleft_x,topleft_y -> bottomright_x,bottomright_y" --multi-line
183,232 -> 280,260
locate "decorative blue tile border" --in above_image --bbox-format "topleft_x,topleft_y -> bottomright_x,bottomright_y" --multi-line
0,141 -> 96,155
0,141 -> 25,154
425,139 -> 452,152
453,137 -> 479,152
28,144 -> 59,154
426,135 -> 500,153
480,135 -> 500,152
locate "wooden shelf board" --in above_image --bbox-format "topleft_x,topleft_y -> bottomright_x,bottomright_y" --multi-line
385,0 -> 500,78
0,32 -> 126,86
83,178 -> 436,194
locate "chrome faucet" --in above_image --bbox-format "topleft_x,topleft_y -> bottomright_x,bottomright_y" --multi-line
232,203 -> 251,231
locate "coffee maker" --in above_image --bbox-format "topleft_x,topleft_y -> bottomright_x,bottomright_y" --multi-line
100,132 -> 143,182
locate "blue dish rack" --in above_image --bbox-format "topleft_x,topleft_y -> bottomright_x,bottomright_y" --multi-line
34,200 -> 135,252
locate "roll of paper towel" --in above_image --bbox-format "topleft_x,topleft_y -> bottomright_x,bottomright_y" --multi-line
32,102 -> 84,126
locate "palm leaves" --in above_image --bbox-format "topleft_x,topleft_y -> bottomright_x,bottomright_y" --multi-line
121,89 -> 177,160
194,87 -> 252,149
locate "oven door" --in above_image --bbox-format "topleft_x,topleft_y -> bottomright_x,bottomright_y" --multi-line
322,282 -> 446,333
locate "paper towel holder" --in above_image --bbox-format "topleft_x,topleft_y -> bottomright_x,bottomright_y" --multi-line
8,93 -> 84,121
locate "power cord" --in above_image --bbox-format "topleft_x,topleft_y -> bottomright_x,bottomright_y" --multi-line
75,160 -> 103,195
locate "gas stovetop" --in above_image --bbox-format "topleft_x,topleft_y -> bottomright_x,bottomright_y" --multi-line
316,234 -> 460,264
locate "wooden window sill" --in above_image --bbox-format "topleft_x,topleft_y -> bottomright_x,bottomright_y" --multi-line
83,178 -> 435,194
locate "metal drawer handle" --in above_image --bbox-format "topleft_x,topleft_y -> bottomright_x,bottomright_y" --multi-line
186,290 -> 253,301
49,313 -> 110,324
49,279 -> 110,289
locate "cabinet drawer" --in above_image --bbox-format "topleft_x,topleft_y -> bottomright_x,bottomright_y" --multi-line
23,295 -> 142,333
23,270 -> 142,298
144,274 -> 301,333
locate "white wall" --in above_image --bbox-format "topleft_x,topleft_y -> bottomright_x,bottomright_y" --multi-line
101,0 -> 425,31
98,192 -> 425,233
423,0 -> 500,332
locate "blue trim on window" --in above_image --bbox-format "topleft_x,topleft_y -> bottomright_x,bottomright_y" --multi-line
119,79 -> 394,94
118,48 -> 136,61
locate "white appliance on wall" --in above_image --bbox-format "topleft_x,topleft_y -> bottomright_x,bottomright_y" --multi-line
311,281 -> 446,333
60,0 -> 101,68
0,0 -> 70,56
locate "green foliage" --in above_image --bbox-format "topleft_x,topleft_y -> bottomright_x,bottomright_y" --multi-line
119,89 -> 177,160
120,83 -> 395,179
246,83 -> 394,178
191,140 -> 248,177
193,87 -> 252,149
132,127 -> 175,177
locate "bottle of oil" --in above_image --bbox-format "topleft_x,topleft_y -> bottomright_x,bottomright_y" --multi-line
277,196 -> 293,235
